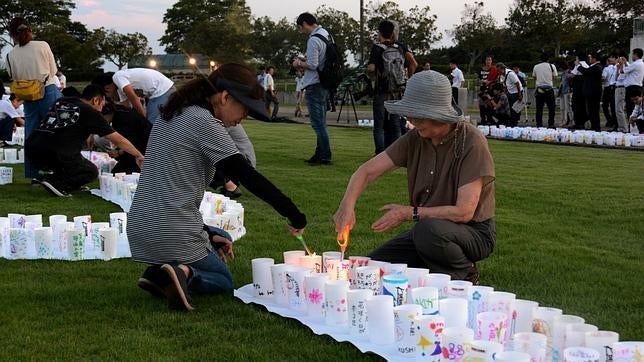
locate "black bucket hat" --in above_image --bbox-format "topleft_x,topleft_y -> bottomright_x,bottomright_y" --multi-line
215,78 -> 269,121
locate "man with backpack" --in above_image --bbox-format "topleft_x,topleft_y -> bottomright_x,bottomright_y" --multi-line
368,20 -> 416,154
293,12 -> 341,165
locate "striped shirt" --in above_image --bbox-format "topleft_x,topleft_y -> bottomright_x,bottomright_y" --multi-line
127,105 -> 239,264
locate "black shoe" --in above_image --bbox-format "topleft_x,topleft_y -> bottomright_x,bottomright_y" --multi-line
161,264 -> 194,311
137,265 -> 169,298
40,180 -> 71,197
220,186 -> 242,199
465,264 -> 480,285
305,155 -> 320,164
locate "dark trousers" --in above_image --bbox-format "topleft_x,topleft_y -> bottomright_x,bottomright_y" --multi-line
585,94 -> 602,131
368,218 -> 496,280
452,87 -> 459,105
479,103 -> 494,124
625,85 -> 641,117
373,92 -> 401,154
535,88 -> 556,127
265,93 -> 279,119
507,92 -> 520,127
572,91 -> 587,128
636,119 -> 644,134
0,116 -> 15,141
492,112 -> 510,126
602,86 -> 616,127
28,149 -> 98,192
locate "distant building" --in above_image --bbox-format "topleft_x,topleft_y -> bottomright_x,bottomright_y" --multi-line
631,17 -> 644,53
128,54 -> 217,81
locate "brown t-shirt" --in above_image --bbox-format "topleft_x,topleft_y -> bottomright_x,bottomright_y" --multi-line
385,122 -> 495,222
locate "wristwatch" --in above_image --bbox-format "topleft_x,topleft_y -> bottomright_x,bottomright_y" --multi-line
412,206 -> 419,222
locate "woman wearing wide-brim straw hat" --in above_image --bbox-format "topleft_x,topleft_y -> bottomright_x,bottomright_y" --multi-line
333,70 -> 496,284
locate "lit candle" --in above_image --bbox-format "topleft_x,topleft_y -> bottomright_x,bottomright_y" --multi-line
299,253 -> 322,273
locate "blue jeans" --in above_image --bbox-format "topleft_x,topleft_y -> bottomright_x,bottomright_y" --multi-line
304,83 -> 331,161
23,84 -> 62,178
372,92 -> 401,154
186,250 -> 234,294
146,87 -> 174,124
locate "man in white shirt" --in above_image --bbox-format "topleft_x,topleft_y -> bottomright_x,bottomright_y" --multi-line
614,56 -> 629,132
56,69 -> 66,90
263,65 -> 279,120
532,53 -> 558,128
93,68 -> 175,124
620,48 -> 644,118
0,94 -> 25,142
449,60 -> 465,105
498,62 -> 523,126
601,55 -> 617,129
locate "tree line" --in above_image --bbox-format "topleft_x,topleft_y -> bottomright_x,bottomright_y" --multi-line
1,0 -> 641,79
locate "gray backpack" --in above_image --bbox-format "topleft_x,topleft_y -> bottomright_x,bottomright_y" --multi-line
377,43 -> 406,92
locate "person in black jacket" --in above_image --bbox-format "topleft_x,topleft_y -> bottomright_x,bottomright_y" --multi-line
101,102 -> 151,174
577,53 -> 603,131
569,53 -> 587,129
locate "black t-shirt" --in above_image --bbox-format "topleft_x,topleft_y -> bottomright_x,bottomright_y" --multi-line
368,41 -> 409,93
27,97 -> 114,155
110,105 -> 151,172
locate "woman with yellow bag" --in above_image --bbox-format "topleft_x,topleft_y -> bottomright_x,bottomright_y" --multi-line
6,17 -> 62,180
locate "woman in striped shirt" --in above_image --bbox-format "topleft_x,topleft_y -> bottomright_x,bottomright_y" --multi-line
128,64 -> 307,311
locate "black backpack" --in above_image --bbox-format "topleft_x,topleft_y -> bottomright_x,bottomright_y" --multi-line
312,33 -> 344,90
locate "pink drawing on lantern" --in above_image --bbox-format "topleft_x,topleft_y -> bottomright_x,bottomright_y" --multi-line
308,288 -> 323,304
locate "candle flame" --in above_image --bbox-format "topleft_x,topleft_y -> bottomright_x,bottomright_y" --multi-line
338,226 -> 350,252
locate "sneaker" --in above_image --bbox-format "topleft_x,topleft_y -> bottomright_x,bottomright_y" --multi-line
40,180 -> 71,197
161,264 -> 194,311
304,155 -> 320,164
31,178 -> 42,185
465,263 -> 480,285
137,265 -> 169,298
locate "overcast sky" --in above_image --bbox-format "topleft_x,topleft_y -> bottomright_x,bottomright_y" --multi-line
72,0 -> 515,55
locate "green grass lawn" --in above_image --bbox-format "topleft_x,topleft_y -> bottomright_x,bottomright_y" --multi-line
1,121 -> 643,360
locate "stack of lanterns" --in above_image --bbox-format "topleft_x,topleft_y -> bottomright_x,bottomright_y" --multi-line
479,125 -> 644,148
247,252 -> 641,361
96,173 -> 246,241
0,212 -> 129,260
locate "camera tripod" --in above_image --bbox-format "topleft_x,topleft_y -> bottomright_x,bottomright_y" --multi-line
336,86 -> 359,124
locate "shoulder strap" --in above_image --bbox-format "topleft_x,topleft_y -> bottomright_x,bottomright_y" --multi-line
312,33 -> 330,45
5,54 -> 12,80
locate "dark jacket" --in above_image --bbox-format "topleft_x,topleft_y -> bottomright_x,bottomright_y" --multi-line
578,62 -> 603,98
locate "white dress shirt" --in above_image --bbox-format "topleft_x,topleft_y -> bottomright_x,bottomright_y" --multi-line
622,59 -> 644,87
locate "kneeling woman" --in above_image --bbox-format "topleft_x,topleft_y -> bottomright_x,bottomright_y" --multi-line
334,70 -> 496,283
127,64 -> 307,311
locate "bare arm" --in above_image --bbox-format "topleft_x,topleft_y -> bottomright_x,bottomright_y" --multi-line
405,51 -> 418,76
333,152 -> 398,237
122,85 -> 146,118
370,178 -> 484,232
105,132 -> 144,168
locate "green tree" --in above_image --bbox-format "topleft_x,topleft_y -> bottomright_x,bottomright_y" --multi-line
315,5 -> 361,64
94,28 -> 151,69
363,1 -> 440,59
449,2 -> 501,73
160,0 -> 252,63
39,21 -> 102,72
0,0 -> 74,49
250,16 -> 300,68
505,0 -> 588,57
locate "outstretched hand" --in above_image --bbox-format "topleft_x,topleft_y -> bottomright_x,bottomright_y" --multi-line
333,207 -> 355,241
371,204 -> 411,233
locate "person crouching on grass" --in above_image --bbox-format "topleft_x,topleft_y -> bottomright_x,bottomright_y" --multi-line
127,63 -> 307,311
333,70 -> 496,284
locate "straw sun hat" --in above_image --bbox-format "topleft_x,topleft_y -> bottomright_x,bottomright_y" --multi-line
384,70 -> 464,123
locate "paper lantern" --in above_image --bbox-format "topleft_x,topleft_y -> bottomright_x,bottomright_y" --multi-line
394,304 -> 423,357
251,258 -> 274,298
